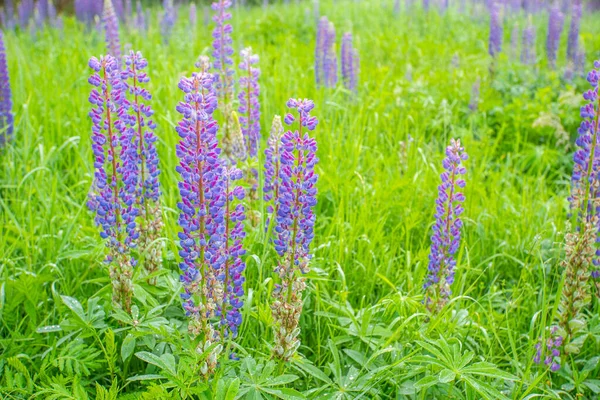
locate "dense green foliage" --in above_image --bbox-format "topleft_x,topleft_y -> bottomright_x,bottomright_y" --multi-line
1,1 -> 600,398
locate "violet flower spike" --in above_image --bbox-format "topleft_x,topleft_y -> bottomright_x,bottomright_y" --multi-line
0,31 -> 14,148
238,47 -> 261,158
103,0 -> 121,59
566,0 -> 581,63
315,16 -> 328,87
341,32 -> 359,92
190,3 -> 197,28
488,0 -> 502,58
423,139 -> 468,312
211,0 -> 235,101
546,4 -> 564,69
87,55 -> 138,312
271,98 -> 319,362
323,21 -> 337,88
263,115 -> 284,222
521,18 -> 536,65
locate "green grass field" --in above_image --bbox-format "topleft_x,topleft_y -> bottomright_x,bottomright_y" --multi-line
1,1 -> 600,398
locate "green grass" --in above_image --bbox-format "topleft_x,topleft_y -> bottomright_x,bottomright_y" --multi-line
1,1 -> 600,399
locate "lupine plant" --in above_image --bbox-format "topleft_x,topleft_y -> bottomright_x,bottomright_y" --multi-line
341,32 -> 359,92
566,0 -> 581,65
103,0 -> 121,59
190,3 -> 197,28
270,99 -> 319,362
122,51 -> 163,278
135,0 -> 147,32
488,0 -> 502,58
238,47 -> 260,159
87,55 -> 139,312
555,59 -> 600,354
546,4 -> 564,69
521,18 -> 536,65
264,115 -> 284,228
0,31 -> 13,148
315,17 -> 337,89
160,0 -> 177,42
423,139 -> 468,312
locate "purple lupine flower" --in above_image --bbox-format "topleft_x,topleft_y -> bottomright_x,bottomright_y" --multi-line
423,0 -> 430,11
521,18 -> 536,65
211,0 -> 234,101
238,48 -> 260,158
2,0 -> 16,30
488,0 -> 502,57
48,0 -> 57,22
103,0 -> 121,59
122,51 -> 163,276
175,67 -> 222,340
533,327 -> 562,372
557,59 -> 600,347
124,0 -> 132,23
546,4 -> 564,69
323,21 -> 337,88
341,32 -> 359,92
271,98 -> 319,362
190,3 -> 197,28
468,78 -> 480,112
0,31 -> 14,147
88,55 -> 139,312
566,0 -> 581,63
423,139 -> 468,312
315,16 -> 329,88
264,115 -> 284,223
17,0 -> 34,28
212,166 -> 246,337
37,0 -> 48,21
160,0 -> 177,41
135,0 -> 146,31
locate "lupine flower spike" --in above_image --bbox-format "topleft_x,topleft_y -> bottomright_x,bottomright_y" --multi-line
488,0 -> 502,58
323,21 -> 337,88
0,31 -> 14,148
566,0 -> 581,67
315,17 -> 328,88
546,4 -> 564,69
103,0 -> 121,59
521,17 -> 536,65
557,60 -> 600,352
238,48 -> 260,159
160,0 -> 177,42
271,99 -> 319,362
88,55 -> 139,312
121,51 -> 163,279
175,66 -> 224,377
533,326 -> 562,372
264,115 -> 284,228
211,0 -> 236,160
190,3 -> 197,28
341,33 -> 359,92
423,139 -> 468,312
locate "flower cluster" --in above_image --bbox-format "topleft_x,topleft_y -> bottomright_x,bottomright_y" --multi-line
270,99 -> 319,362
566,0 -> 582,63
0,31 -> 14,148
315,17 -> 337,88
238,48 -> 261,159
521,19 -> 536,65
546,5 -> 564,69
103,0 -> 121,59
88,55 -> 139,312
488,0 -> 502,58
190,3 -> 197,28
211,0 -> 234,101
175,65 -> 247,372
135,0 -> 147,32
341,33 -> 359,92
423,139 -> 468,312
122,51 -> 163,278
533,327 -> 562,372
18,0 -> 34,28
75,0 -> 103,26
558,60 -> 600,347
160,0 -> 178,42
264,115 -> 284,223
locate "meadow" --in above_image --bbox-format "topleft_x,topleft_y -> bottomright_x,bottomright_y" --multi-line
1,0 -> 600,398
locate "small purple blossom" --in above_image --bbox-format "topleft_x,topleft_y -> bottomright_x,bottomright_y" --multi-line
488,0 -> 502,57
0,31 -> 14,148
546,4 -> 564,69
341,32 -> 359,92
533,327 -> 562,372
238,48 -> 260,159
423,139 -> 468,312
103,0 -> 121,59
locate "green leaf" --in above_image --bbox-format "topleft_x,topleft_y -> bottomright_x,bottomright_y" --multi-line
126,374 -> 166,382
121,334 -> 136,362
264,374 -> 299,386
225,378 -> 240,400
293,360 -> 332,384
439,369 -> 456,383
61,296 -> 86,322
414,375 -> 438,390
135,351 -> 177,376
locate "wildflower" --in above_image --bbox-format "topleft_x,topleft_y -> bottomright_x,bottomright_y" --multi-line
160,0 -> 177,41
0,31 -> 14,148
521,18 -> 536,65
264,115 -> 284,224
315,17 -> 328,87
341,33 -> 359,92
190,3 -> 197,28
271,99 -> 319,362
238,47 -> 260,159
121,51 -> 163,278
566,0 -> 581,64
323,21 -> 337,88
488,0 -> 502,58
423,139 -> 468,312
103,0 -> 121,59
175,67 -> 224,376
17,0 -> 33,28
546,4 -> 564,69
135,0 -> 146,32
533,326 -> 563,372
87,55 -> 139,312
